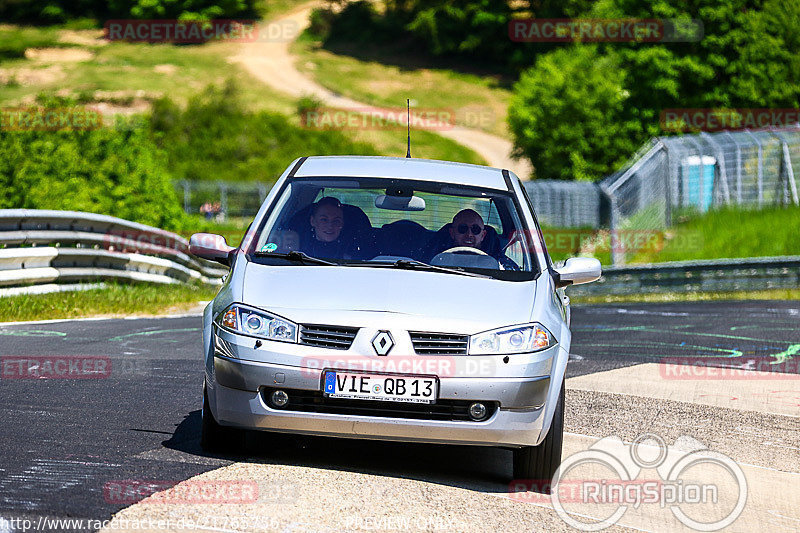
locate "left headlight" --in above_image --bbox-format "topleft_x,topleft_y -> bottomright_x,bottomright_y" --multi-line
469,323 -> 556,355
216,304 -> 298,343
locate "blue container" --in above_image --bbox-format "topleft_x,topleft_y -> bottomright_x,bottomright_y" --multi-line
682,156 -> 716,211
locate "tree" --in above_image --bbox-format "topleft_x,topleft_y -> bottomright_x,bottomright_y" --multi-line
508,46 -> 644,180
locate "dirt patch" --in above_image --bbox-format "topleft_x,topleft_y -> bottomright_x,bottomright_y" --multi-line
365,79 -> 408,93
92,89 -> 163,102
0,64 -> 65,86
24,47 -> 94,62
88,100 -> 151,117
153,64 -> 178,74
58,30 -> 107,47
86,89 -> 163,117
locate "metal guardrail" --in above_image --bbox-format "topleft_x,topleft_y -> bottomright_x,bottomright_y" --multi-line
0,211 -> 796,297
0,210 -> 228,293
566,256 -> 800,296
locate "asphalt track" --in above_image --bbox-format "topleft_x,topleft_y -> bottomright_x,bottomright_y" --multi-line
0,300 -> 798,531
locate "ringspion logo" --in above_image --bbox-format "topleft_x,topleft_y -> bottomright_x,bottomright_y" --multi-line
510,434 -> 747,531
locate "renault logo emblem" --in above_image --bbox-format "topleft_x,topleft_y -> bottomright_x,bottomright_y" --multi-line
371,331 -> 394,356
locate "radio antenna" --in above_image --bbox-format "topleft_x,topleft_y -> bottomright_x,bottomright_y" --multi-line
406,98 -> 411,158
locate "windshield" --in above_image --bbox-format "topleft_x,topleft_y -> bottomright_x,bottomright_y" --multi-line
248,176 -> 538,280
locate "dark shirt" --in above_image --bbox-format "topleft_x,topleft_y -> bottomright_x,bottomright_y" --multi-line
302,237 -> 353,260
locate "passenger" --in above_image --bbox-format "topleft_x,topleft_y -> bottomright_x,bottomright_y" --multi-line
304,196 -> 352,259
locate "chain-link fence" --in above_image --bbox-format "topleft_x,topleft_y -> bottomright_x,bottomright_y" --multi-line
523,180 -> 604,228
601,125 -> 800,264
176,178 -> 607,228
175,180 -> 270,219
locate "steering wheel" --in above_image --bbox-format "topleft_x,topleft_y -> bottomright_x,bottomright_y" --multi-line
439,246 -> 490,256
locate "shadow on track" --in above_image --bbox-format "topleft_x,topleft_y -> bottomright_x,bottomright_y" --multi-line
162,409 -> 514,495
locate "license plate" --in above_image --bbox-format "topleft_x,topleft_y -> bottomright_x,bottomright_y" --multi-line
323,371 -> 437,404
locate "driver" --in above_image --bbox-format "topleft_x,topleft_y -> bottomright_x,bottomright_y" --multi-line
424,209 -> 519,270
449,209 -> 486,249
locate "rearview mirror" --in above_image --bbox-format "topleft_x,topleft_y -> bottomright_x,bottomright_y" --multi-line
554,257 -> 601,288
189,233 -> 234,266
375,194 -> 426,211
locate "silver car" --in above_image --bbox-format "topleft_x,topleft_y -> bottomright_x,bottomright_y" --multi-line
190,156 -> 600,483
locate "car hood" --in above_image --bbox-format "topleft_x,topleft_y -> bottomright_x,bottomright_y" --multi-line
241,263 -> 536,334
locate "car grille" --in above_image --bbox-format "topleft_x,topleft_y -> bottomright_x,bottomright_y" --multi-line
299,324 -> 359,350
409,332 -> 469,355
261,388 -> 497,422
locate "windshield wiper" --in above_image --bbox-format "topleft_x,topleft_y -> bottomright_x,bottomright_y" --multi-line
371,259 -> 490,278
252,250 -> 337,266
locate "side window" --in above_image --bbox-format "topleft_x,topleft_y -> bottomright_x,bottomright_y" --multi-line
505,239 -> 524,266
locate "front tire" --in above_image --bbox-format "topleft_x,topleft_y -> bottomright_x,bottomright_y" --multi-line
201,385 -> 244,452
512,381 -> 565,490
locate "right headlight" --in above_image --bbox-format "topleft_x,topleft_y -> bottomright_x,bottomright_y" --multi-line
469,323 -> 556,355
216,304 -> 298,343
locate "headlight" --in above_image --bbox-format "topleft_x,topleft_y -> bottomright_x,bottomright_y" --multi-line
216,304 -> 297,343
469,323 -> 556,355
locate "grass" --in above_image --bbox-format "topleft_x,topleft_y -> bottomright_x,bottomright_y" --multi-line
631,205 -> 800,263
0,26 -> 64,60
0,282 -> 218,322
0,31 -> 296,115
570,288 -> 800,305
0,22 -> 484,166
182,216 -> 250,246
292,34 -> 513,138
542,206 -> 800,267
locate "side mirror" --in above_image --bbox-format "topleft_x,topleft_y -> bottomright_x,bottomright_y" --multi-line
189,233 -> 234,266
554,257 -> 601,288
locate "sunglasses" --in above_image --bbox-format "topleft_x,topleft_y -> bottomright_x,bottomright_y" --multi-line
457,223 -> 483,235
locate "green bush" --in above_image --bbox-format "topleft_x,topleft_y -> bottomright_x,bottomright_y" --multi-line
0,115 -> 188,231
508,46 -> 643,181
149,82 -> 378,184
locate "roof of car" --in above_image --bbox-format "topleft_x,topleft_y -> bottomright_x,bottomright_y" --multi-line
293,156 -> 512,191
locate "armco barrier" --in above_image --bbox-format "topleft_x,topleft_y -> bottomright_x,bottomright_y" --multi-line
1,211 -> 796,297
566,255 -> 800,296
0,210 -> 228,292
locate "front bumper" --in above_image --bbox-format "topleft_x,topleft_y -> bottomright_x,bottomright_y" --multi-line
208,350 -> 554,447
